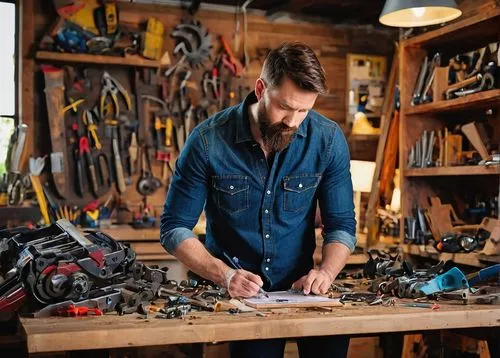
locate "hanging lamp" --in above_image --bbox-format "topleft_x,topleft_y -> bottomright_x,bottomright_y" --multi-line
379,0 -> 462,27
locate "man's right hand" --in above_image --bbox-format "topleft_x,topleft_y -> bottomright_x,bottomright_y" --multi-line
226,269 -> 264,298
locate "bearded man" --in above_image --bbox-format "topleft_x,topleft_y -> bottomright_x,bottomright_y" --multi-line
161,42 -> 356,358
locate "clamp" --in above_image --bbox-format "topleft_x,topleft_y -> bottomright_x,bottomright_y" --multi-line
100,71 -> 132,119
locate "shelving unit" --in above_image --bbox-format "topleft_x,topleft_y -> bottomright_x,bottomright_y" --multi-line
399,10 -> 500,248
35,51 -> 164,68
405,89 -> 500,115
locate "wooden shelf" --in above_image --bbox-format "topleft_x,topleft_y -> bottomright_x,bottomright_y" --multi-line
91,226 -> 161,241
404,8 -> 500,48
349,134 -> 380,141
35,51 -> 163,68
405,166 -> 500,177
405,89 -> 500,115
402,244 -> 500,268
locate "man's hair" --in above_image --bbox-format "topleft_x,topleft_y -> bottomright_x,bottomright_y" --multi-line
261,42 -> 327,95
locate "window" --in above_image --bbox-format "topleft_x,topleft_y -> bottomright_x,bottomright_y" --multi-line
0,1 -> 16,176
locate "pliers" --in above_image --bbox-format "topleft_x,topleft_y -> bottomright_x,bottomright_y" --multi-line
100,71 -> 132,119
79,136 -> 99,198
202,67 -> 220,100
83,110 -> 101,150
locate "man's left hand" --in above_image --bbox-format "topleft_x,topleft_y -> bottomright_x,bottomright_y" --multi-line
291,268 -> 334,295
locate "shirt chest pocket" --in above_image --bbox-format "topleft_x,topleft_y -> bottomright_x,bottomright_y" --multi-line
212,175 -> 250,214
282,174 -> 321,212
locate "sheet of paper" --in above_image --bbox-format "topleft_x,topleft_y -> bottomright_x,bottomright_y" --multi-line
243,290 -> 338,305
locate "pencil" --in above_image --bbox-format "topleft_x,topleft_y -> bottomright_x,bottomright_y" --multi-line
223,252 -> 269,298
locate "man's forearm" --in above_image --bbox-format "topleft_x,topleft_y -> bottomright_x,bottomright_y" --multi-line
319,242 -> 351,280
172,237 -> 231,287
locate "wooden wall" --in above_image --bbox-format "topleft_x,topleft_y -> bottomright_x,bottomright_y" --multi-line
20,0 -> 395,213
18,0 -> 497,214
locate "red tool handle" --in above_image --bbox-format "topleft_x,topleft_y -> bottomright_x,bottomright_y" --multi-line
79,136 -> 90,155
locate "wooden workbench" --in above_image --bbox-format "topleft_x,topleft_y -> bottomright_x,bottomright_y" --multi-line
20,303 -> 500,354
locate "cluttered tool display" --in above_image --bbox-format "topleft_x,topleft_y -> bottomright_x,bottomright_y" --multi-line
1,221 -> 498,321
0,1 -> 254,229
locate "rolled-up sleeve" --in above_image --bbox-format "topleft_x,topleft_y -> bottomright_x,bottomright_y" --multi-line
317,126 -> 357,252
160,127 -> 209,254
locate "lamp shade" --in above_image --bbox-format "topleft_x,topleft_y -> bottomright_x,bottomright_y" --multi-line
379,0 -> 462,27
350,160 -> 376,193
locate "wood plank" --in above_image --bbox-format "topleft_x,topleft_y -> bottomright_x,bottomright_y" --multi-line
405,89 -> 500,115
98,226 -> 160,242
405,166 -> 500,177
21,305 -> 500,353
35,51 -> 163,68
129,242 -> 166,255
366,46 -> 399,246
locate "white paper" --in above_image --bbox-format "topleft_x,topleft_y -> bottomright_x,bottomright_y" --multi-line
244,290 -> 339,305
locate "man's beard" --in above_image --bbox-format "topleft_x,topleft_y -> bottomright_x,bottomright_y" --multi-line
258,104 -> 297,153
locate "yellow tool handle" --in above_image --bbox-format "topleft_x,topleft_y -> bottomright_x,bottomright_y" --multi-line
166,117 -> 173,147
63,206 -> 70,220
87,209 -> 100,221
104,2 -> 118,35
123,92 -> 132,111
88,125 -> 102,150
61,98 -> 85,115
30,175 -> 50,225
111,93 -> 120,116
154,116 -> 163,130
100,96 -> 106,118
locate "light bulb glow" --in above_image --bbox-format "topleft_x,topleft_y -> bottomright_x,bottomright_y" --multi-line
411,7 -> 426,18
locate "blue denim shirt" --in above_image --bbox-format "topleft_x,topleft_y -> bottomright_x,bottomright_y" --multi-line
161,92 -> 356,290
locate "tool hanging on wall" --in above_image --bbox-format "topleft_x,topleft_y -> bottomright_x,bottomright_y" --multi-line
128,132 -> 139,176
100,71 -> 132,119
219,35 -> 244,77
6,123 -> 28,206
171,20 -> 212,69
29,156 -> 51,225
42,66 -> 70,199
83,109 -> 102,150
79,136 -> 99,198
137,147 -> 161,196
112,127 -> 127,194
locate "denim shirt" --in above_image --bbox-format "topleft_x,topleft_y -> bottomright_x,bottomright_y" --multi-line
161,92 -> 356,290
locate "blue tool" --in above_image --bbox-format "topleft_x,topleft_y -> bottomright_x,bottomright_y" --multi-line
419,267 -> 469,296
223,252 -> 269,298
467,264 -> 500,286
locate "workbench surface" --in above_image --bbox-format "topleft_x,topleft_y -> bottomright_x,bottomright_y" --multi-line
20,303 -> 500,353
